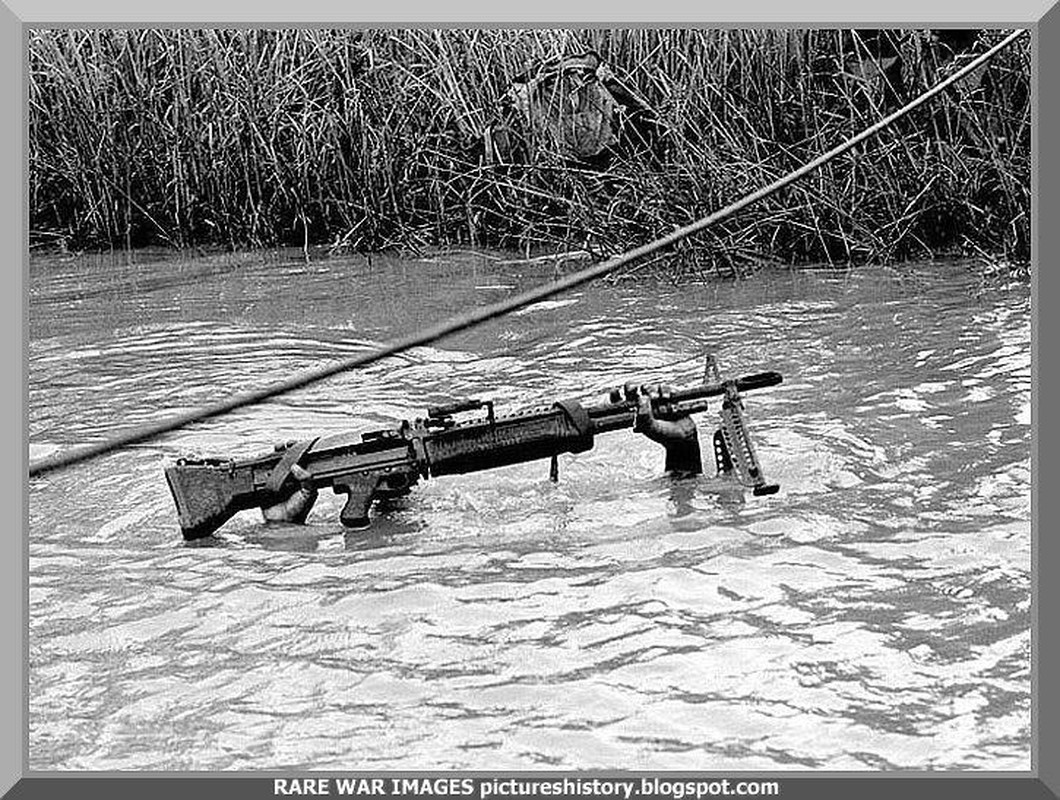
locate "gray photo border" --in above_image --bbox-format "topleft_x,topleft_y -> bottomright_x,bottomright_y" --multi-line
5,1 -> 1055,797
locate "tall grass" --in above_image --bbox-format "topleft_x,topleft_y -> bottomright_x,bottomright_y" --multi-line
28,29 -> 1030,270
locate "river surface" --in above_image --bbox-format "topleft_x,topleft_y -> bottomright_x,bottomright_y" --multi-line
27,249 -> 1031,771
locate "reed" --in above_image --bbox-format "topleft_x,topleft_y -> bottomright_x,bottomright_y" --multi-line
28,28 -> 1030,270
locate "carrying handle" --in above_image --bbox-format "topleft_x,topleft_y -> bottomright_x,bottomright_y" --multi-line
427,399 -> 496,424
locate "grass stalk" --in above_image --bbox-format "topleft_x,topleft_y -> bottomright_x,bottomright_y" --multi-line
28,28 -> 1030,269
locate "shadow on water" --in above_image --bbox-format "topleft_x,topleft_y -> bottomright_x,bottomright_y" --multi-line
27,250 -> 1031,771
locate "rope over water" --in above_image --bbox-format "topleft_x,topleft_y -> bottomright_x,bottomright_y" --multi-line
28,28 -> 1027,478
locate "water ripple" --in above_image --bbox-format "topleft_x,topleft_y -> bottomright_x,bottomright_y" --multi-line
28,254 -> 1030,770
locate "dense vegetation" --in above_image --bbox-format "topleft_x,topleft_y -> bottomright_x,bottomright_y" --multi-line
28,29 -> 1030,272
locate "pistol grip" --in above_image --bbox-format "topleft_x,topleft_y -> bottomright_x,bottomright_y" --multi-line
332,474 -> 383,529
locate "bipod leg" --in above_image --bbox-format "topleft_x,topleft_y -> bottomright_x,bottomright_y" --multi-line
713,429 -> 734,475
718,382 -> 779,496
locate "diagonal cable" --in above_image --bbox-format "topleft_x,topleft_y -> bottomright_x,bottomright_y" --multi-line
28,28 -> 1026,478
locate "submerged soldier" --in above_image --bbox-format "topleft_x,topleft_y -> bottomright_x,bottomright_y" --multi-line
262,389 -> 704,525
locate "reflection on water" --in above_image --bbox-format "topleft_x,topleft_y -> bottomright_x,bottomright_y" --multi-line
28,250 -> 1031,770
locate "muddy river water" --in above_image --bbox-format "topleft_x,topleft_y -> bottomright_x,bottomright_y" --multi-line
27,250 -> 1031,770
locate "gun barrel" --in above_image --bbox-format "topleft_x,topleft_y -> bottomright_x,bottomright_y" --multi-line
425,400 -> 593,477
665,371 -> 783,404
587,371 -> 782,434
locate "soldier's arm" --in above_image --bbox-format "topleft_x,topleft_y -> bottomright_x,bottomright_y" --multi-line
633,386 -> 704,476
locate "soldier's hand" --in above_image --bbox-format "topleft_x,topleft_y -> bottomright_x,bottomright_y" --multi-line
631,384 -> 698,445
262,464 -> 318,524
629,384 -> 703,475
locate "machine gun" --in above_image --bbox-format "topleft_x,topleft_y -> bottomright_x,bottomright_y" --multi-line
164,366 -> 782,540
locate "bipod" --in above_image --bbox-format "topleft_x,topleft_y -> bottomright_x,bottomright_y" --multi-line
711,367 -> 779,497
